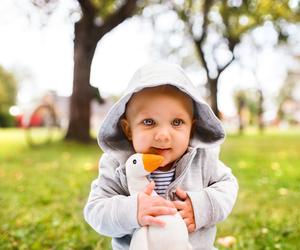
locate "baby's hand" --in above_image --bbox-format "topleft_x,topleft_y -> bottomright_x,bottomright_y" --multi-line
137,181 -> 177,227
173,187 -> 196,233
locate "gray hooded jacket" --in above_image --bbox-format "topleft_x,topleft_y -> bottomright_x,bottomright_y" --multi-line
83,62 -> 238,250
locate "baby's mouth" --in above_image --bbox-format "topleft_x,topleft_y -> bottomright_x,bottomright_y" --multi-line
151,147 -> 171,154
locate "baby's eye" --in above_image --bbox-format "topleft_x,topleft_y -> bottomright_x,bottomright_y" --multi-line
172,118 -> 183,126
143,119 -> 155,126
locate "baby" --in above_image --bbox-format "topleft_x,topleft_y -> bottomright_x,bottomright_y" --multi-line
84,62 -> 238,250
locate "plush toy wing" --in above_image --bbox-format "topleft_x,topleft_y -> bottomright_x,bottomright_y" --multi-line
129,227 -> 149,250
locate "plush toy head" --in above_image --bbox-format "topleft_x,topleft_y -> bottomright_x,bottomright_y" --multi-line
125,153 -> 164,178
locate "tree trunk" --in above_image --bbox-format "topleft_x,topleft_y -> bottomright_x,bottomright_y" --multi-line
65,19 -> 98,142
257,89 -> 264,132
237,94 -> 246,134
64,1 -> 137,143
209,78 -> 220,118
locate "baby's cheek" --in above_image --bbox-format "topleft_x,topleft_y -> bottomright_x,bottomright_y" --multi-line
177,135 -> 190,150
132,136 -> 149,152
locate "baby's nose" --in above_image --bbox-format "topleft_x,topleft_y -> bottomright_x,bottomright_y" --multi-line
154,128 -> 171,142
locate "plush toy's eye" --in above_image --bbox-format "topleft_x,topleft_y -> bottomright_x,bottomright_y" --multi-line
133,159 -> 137,164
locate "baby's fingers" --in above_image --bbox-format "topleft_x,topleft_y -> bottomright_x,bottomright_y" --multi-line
143,181 -> 155,195
141,215 -> 166,227
153,197 -> 175,208
182,218 -> 196,233
175,187 -> 187,200
148,206 -> 177,216
187,223 -> 196,233
173,200 -> 186,210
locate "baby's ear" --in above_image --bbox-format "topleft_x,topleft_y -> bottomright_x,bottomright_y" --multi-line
191,119 -> 197,136
120,118 -> 132,140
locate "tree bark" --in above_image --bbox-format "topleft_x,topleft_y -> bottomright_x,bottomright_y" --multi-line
65,0 -> 137,143
191,0 -> 229,119
257,89 -> 264,132
65,18 -> 98,142
208,78 -> 219,118
237,94 -> 246,134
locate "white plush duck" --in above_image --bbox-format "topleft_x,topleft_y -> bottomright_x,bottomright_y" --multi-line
125,153 -> 192,250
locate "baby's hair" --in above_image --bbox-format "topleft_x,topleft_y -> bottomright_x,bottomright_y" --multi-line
155,84 -> 173,92
152,84 -> 182,94
156,84 -> 195,118
122,84 -> 195,119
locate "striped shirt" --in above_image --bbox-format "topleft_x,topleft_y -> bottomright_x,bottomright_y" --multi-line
149,167 -> 176,196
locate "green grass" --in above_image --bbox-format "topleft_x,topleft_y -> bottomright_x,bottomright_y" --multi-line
217,129 -> 300,249
0,128 -> 300,249
0,129 -> 110,250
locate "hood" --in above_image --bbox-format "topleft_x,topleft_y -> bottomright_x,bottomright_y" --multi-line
98,62 -> 225,162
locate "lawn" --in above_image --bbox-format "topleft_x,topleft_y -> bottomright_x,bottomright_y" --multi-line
0,128 -> 299,249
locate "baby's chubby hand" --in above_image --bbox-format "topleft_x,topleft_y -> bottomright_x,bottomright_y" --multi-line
173,187 -> 196,233
137,181 -> 177,227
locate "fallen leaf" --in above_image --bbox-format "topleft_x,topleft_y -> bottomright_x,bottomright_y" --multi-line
15,172 -> 23,181
261,227 -> 268,234
271,162 -> 280,171
217,236 -> 237,248
278,188 -> 288,196
0,169 -> 5,178
62,152 -> 71,160
238,161 -> 247,169
84,162 -> 96,171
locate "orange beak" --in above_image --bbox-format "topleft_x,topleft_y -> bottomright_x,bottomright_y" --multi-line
142,154 -> 164,172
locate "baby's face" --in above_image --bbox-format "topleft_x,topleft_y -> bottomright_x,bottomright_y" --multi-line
121,86 -> 194,170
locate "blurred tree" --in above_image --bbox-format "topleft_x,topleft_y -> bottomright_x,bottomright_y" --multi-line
234,90 -> 247,134
277,70 -> 300,123
0,65 -> 17,127
238,37 -> 266,132
233,88 -> 260,133
30,0 -> 138,142
170,0 -> 300,118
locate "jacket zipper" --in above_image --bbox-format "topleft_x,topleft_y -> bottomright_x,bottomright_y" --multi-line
165,149 -> 197,200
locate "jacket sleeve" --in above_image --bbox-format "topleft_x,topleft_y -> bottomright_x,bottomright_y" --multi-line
83,153 -> 140,237
187,149 -> 238,230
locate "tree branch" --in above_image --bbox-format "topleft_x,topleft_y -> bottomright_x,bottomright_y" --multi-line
193,0 -> 214,81
95,0 -> 137,40
215,38 -> 236,77
195,41 -> 209,79
217,55 -> 234,80
197,0 -> 213,44
77,0 -> 96,18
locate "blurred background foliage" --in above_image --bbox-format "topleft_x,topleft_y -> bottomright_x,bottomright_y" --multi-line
0,0 -> 295,141
0,65 -> 17,127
